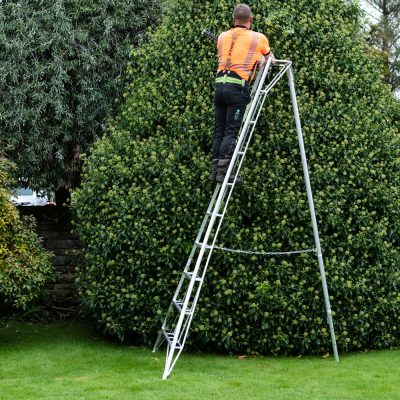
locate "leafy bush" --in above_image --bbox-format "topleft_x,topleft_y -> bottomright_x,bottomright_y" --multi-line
72,0 -> 400,354
0,155 -> 53,309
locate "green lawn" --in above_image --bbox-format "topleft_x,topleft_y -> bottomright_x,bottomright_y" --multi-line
0,321 -> 399,400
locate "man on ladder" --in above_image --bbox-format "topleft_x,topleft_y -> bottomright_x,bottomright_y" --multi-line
211,3 -> 275,185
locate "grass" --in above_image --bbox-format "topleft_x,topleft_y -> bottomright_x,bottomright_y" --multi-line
0,321 -> 399,400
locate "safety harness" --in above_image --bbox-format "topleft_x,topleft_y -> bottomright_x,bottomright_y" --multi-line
215,27 -> 252,87
215,28 -> 256,86
223,29 -> 238,74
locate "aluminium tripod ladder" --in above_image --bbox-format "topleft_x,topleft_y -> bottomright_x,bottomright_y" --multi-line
153,58 -> 339,380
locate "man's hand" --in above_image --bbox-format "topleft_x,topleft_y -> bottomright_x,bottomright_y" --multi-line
261,52 -> 276,66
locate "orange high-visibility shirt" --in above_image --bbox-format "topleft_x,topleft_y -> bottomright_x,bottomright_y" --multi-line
217,27 -> 270,81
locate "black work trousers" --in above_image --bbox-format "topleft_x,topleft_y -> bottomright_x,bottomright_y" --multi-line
212,82 -> 251,159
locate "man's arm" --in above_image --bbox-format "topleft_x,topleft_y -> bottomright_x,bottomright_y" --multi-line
260,33 -> 275,64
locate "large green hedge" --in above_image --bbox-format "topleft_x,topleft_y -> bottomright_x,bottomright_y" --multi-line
0,155 -> 53,309
72,0 -> 400,354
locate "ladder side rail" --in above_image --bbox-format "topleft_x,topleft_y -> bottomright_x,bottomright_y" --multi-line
185,184 -> 221,271
166,314 -> 191,376
198,184 -> 228,246
241,63 -> 291,149
163,325 -> 183,378
233,106 -> 261,160
206,112 -> 262,261
241,62 -> 266,125
161,59 -> 276,378
182,62 -> 291,362
215,64 -> 292,231
169,248 -> 215,359
153,186 -> 222,353
162,253 -> 209,379
241,61 -> 284,135
194,57 -> 274,260
198,85 -> 265,245
287,66 -> 339,362
196,60 -> 290,299
163,336 -> 181,378
198,61 -> 285,287
168,70 -> 275,329
162,226 -> 215,379
177,70 -> 271,264
221,62 -> 290,171
161,188 -> 228,374
232,81 -> 265,159
216,57 -> 274,194
173,282 -> 206,367
158,74 -> 270,369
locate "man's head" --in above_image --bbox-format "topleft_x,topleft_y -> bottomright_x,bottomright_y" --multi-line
232,4 -> 254,27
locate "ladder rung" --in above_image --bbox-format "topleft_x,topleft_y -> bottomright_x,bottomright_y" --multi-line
184,271 -> 203,282
173,299 -> 193,315
195,241 -> 212,250
163,329 -> 182,349
238,151 -> 244,155
206,211 -> 223,217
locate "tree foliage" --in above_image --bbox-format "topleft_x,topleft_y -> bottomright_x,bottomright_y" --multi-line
0,152 -> 53,309
72,0 -> 400,354
365,0 -> 400,92
0,0 -> 161,194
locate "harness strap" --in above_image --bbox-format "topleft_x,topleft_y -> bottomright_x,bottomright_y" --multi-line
223,29 -> 239,73
215,75 -> 246,86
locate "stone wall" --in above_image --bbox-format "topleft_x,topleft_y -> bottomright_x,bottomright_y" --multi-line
18,206 -> 82,315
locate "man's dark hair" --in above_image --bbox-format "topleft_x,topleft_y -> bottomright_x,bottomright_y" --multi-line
233,4 -> 253,21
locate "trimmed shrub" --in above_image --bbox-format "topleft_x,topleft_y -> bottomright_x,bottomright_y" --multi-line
72,0 -> 400,354
0,155 -> 53,309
